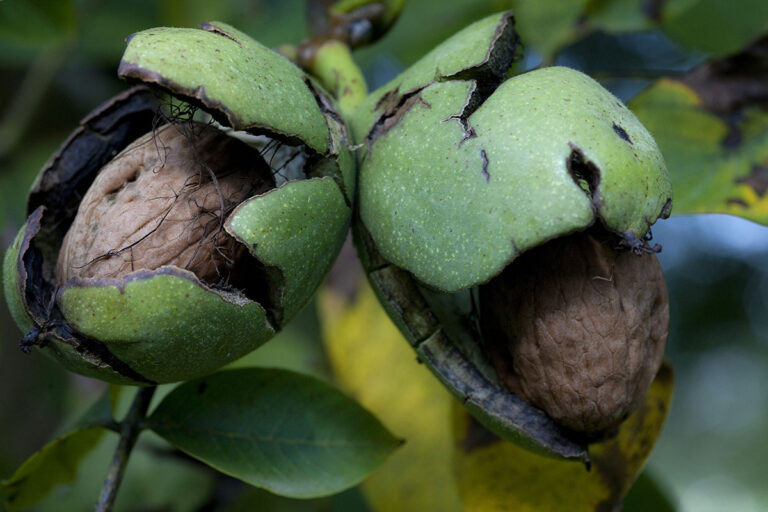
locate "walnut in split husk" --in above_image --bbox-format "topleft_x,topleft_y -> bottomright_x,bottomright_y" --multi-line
4,20 -> 354,385
56,122 -> 273,288
480,231 -> 669,437
349,12 -> 673,458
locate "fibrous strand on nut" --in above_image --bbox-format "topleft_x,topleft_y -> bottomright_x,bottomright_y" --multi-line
55,122 -> 274,287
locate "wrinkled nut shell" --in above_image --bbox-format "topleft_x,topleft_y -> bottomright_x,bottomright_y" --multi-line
480,232 -> 669,436
56,122 -> 273,286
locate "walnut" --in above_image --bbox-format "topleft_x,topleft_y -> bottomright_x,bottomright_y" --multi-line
480,231 -> 669,436
56,122 -> 273,286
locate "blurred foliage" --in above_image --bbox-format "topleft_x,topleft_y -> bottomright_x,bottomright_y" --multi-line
632,78 -> 768,223
30,431 -> 217,512
629,35 -> 768,224
0,0 -> 76,48
660,0 -> 768,56
1,427 -> 104,510
320,276 -> 462,512
1,0 -> 768,510
623,470 -> 676,512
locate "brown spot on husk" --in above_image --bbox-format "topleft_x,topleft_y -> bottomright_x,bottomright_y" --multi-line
480,149 -> 490,182
612,123 -> 632,144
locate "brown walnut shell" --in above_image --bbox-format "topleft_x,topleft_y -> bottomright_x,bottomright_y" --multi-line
56,122 -> 273,287
480,231 -> 669,436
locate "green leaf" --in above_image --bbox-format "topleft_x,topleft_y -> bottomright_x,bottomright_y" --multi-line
29,431 -> 215,512
146,368 -> 400,498
630,78 -> 768,225
159,0 -> 232,28
584,0 -> 655,33
661,0 -> 768,56
0,427 -> 105,511
227,302 -> 330,381
109,385 -> 124,416
514,0 -> 588,62
61,385 -> 124,434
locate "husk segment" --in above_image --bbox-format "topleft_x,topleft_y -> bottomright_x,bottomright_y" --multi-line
119,22 -> 331,154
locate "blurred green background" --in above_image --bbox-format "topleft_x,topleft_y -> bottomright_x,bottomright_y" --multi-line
1,0 -> 767,510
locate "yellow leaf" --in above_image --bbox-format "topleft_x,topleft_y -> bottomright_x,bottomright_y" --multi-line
319,282 -> 462,512
630,79 -> 768,225
453,363 -> 674,512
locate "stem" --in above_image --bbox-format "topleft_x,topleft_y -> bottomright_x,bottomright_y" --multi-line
94,386 -> 156,512
302,40 -> 368,119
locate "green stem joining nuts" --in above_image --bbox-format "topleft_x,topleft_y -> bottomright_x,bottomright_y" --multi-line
351,12 -> 672,458
299,39 -> 368,119
3,22 -> 353,385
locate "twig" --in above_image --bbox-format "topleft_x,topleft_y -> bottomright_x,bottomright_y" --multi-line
94,386 -> 157,512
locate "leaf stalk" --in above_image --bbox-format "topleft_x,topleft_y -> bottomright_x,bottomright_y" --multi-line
94,386 -> 156,512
